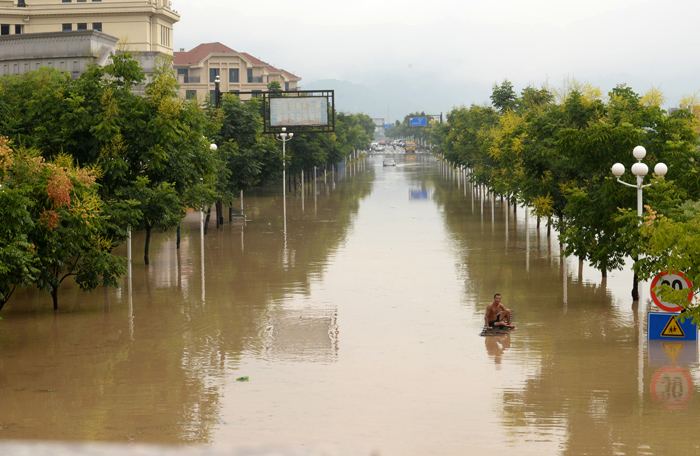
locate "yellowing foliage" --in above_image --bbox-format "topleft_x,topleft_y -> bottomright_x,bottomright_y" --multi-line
641,85 -> 666,107
530,193 -> 554,218
0,136 -> 13,172
678,91 -> 700,133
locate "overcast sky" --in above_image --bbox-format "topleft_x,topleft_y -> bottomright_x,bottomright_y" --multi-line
173,0 -> 700,123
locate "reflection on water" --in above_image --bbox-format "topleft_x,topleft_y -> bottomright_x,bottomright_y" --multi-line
1,154 -> 699,455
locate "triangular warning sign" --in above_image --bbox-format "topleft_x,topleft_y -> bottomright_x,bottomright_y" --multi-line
661,316 -> 686,338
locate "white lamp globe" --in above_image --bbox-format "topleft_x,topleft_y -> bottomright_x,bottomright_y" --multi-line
611,163 -> 625,177
210,143 -> 218,151
633,145 -> 646,160
654,162 -> 668,177
631,162 -> 649,176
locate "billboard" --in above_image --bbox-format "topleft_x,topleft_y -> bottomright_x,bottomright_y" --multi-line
409,117 -> 427,127
384,124 -> 392,129
270,97 -> 329,127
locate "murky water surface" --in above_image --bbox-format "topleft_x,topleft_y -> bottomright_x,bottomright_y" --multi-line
2,153 -> 700,455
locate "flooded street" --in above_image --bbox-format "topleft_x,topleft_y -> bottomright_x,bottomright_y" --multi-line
1,153 -> 700,455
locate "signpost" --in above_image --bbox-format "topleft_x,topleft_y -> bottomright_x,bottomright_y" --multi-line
650,270 -> 693,312
409,117 -> 427,127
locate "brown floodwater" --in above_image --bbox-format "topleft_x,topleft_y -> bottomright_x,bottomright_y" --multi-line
1,153 -> 699,455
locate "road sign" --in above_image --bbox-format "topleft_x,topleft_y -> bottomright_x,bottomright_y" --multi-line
650,271 -> 693,312
409,117 -> 427,127
648,312 -> 698,341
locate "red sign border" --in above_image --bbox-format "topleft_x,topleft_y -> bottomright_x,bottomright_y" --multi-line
650,270 -> 693,312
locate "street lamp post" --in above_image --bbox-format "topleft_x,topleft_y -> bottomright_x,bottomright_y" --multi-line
611,145 -> 668,300
275,127 -> 293,233
214,74 -> 221,109
611,145 -> 667,399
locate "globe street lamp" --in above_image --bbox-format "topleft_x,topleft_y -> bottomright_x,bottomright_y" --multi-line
611,145 -> 667,301
611,145 -> 667,219
275,127 -> 293,233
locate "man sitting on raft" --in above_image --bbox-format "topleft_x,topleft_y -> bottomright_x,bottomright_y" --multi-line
485,293 -> 515,330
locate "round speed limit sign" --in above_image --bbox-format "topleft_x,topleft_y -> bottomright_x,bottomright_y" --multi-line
650,271 -> 693,312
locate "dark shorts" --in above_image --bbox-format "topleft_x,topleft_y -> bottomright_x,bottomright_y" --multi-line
488,315 -> 502,328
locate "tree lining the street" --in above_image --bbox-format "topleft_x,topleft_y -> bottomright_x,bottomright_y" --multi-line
0,55 -> 373,312
433,79 -> 700,320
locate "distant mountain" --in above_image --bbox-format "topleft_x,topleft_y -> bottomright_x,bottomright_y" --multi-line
302,79 -> 416,124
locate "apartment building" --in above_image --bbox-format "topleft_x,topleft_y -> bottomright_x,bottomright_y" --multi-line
174,42 -> 301,103
0,0 -> 179,54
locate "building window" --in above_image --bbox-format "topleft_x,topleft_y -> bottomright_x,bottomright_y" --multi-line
1,24 -> 9,36
15,25 -> 22,34
209,90 -> 217,102
229,68 -> 239,83
77,0 -> 86,2
177,68 -> 188,79
62,0 -> 71,3
251,90 -> 262,98
92,23 -> 102,32
209,68 -> 219,83
62,24 -> 72,32
285,82 -> 289,91
77,23 -> 87,30
247,69 -> 253,83
185,90 -> 197,100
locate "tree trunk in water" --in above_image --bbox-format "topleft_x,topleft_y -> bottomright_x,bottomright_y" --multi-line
215,200 -> 221,228
602,269 -> 607,278
204,206 -> 212,235
144,225 -> 151,265
52,286 -> 59,311
537,216 -> 541,229
176,222 -> 181,249
632,272 -> 640,301
229,202 -> 233,222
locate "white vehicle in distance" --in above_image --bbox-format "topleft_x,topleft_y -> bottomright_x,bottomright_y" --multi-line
383,158 -> 396,166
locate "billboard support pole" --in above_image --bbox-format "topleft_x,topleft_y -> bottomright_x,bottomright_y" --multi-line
276,128 -> 294,234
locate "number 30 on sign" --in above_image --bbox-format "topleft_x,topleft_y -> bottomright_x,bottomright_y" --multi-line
650,271 -> 693,312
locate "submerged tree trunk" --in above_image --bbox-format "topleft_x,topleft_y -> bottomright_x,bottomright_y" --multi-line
602,268 -> 607,278
144,225 -> 152,265
52,286 -> 59,311
204,206 -> 212,235
632,272 -> 640,301
176,222 -> 181,249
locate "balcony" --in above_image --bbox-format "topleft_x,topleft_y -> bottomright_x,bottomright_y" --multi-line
180,76 -> 200,84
